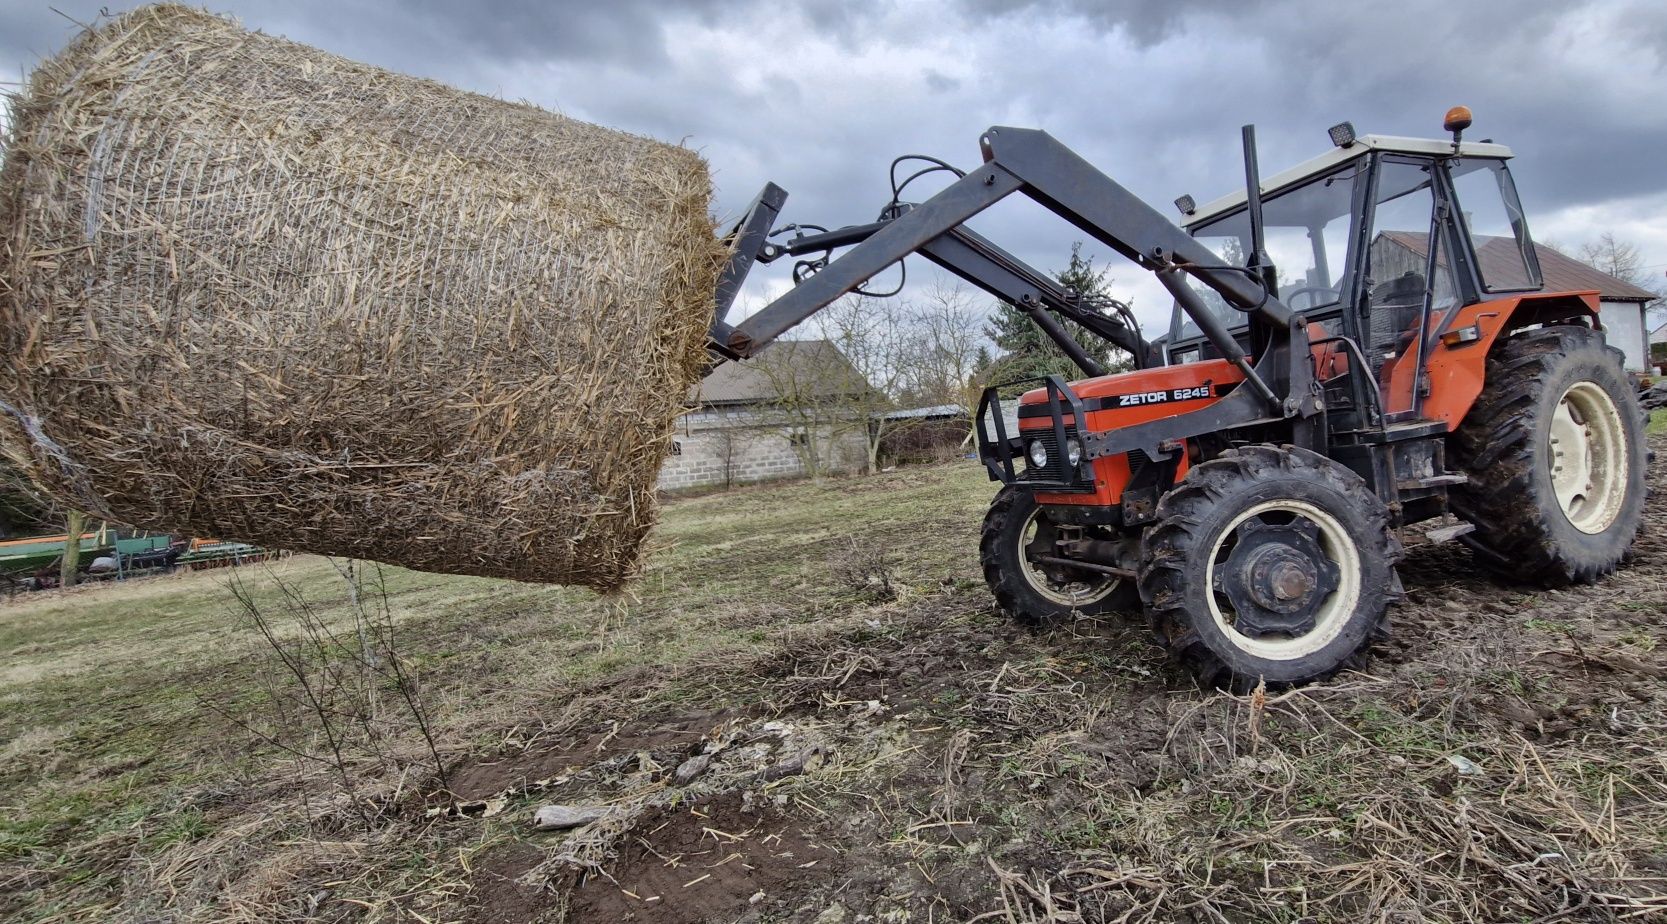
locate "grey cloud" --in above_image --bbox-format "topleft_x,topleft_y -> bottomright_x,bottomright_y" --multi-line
957,0 -> 1249,46
1,0 -> 1662,321
924,70 -> 959,93
302,0 -> 739,67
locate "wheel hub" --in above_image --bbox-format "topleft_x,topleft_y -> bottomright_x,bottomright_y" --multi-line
1216,520 -> 1340,638
1548,381 -> 1628,535
1018,510 -> 1119,607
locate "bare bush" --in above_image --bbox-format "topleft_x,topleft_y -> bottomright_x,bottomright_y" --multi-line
203,562 -> 451,828
831,538 -> 898,603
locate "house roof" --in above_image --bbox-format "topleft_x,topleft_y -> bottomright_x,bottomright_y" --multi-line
1378,231 -> 1659,302
882,404 -> 964,421
692,340 -> 872,407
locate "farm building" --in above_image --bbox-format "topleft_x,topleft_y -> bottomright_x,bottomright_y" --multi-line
878,404 -> 974,466
658,341 -> 873,490
1373,232 -> 1659,371
1529,244 -> 1657,371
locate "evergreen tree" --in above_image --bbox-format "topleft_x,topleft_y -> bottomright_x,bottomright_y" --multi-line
980,243 -> 1134,393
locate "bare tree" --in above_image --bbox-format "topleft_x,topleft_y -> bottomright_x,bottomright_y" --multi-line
1579,232 -> 1645,286
702,404 -> 753,488
813,295 -> 923,473
1577,232 -> 1665,327
60,509 -> 85,588
204,562 -> 453,826
748,338 -> 868,478
0,459 -> 58,540
902,283 -> 992,422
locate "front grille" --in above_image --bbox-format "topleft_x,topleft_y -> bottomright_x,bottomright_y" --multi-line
1018,425 -> 1084,486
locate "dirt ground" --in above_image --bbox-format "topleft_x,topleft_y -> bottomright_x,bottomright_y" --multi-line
455,437 -> 1667,924
3,432 -> 1665,923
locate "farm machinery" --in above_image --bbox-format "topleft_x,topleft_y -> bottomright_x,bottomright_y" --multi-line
708,108 -> 1649,689
0,528 -> 278,590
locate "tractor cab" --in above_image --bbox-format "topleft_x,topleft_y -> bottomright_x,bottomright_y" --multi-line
1164,120 -> 1542,427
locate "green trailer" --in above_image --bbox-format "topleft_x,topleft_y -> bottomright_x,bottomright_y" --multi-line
0,531 -> 112,583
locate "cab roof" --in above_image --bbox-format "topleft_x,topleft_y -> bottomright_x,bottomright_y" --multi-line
1183,134 -> 1514,230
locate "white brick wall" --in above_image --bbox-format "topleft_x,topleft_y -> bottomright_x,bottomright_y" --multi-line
658,410 -> 867,490
653,408 -> 866,493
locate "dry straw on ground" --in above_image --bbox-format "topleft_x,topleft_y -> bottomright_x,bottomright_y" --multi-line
0,4 -> 725,588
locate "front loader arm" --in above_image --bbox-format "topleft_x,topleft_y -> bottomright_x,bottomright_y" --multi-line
709,126 -> 1317,461
750,216 -> 1152,375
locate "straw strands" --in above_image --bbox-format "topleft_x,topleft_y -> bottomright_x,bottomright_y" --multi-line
0,5 -> 725,588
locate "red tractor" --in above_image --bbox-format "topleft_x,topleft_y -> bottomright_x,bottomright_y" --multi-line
710,108 -> 1648,689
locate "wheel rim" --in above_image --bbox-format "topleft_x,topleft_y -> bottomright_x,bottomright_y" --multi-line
1549,381 -> 1628,535
1017,507 -> 1120,607
1203,499 -> 1361,661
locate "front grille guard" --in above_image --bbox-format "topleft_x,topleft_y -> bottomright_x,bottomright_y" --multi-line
976,374 -> 1097,492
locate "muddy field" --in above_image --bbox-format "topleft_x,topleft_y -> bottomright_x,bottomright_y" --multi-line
2,434 -> 1665,923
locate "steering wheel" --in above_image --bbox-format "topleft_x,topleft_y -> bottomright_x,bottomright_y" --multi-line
1281,286 -> 1339,313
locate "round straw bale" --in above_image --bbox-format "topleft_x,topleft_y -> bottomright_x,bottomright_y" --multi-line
0,4 -> 725,589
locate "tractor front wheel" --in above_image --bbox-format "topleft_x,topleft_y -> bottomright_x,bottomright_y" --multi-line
980,485 -> 1138,626
1450,325 -> 1647,586
1138,445 -> 1403,691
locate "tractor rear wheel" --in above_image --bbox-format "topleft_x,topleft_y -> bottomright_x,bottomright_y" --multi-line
1450,325 -> 1647,585
980,485 -> 1138,626
1138,445 -> 1402,691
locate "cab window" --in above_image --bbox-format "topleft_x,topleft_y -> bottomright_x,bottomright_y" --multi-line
1172,163 -> 1363,344
1446,158 -> 1541,292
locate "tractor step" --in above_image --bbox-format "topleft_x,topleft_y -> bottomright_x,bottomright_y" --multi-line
1398,473 -> 1468,491
1424,521 -> 1477,544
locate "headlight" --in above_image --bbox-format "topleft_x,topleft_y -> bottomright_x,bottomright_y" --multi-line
1067,439 -> 1083,466
1027,440 -> 1048,468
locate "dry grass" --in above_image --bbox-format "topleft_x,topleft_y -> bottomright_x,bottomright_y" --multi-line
2,454 -> 1666,922
0,462 -> 989,922
0,4 -> 725,589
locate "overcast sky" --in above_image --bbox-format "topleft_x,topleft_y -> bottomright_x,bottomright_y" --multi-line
3,0 -> 1664,334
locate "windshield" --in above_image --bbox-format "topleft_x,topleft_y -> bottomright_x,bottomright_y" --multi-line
1172,162 -> 1364,342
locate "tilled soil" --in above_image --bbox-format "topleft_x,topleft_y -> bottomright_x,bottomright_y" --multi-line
565,794 -> 836,923
459,438 -> 1667,923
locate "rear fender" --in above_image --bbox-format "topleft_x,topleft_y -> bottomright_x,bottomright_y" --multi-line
1420,291 -> 1600,428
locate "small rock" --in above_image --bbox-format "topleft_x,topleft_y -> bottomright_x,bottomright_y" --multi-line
1446,754 -> 1483,777
532,804 -> 612,830
749,890 -> 766,905
633,752 -> 664,775
674,753 -> 712,785
754,746 -> 827,783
